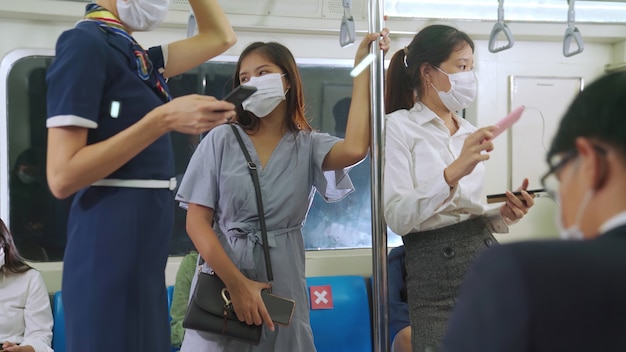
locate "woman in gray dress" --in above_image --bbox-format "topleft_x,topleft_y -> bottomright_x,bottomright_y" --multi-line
175,31 -> 390,351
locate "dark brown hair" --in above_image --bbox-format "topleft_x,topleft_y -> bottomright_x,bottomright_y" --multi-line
0,219 -> 32,274
385,24 -> 474,114
233,42 -> 312,133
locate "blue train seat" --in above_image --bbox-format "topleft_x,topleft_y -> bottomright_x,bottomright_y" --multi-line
52,290 -> 66,352
306,275 -> 372,352
52,288 -> 179,352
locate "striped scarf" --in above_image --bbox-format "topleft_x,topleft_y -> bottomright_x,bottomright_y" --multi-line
83,3 -> 171,102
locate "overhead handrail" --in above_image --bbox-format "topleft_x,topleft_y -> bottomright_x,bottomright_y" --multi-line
563,0 -> 584,57
340,0 -> 356,47
488,0 -> 514,53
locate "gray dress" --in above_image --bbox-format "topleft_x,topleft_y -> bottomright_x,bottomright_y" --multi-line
175,124 -> 355,352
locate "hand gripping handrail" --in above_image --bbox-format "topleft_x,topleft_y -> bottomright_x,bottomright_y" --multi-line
488,0 -> 514,53
563,0 -> 584,57
340,0 -> 356,47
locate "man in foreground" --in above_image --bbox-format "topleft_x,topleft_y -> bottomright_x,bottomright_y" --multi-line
441,71 -> 626,352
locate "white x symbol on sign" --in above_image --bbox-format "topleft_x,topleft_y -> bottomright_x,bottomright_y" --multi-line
314,290 -> 328,304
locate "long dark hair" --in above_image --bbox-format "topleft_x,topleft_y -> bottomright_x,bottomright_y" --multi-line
233,42 -> 312,133
0,219 -> 32,274
385,24 -> 474,114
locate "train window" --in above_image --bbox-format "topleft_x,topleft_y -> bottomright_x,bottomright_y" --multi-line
0,52 -> 401,262
2,53 -> 68,261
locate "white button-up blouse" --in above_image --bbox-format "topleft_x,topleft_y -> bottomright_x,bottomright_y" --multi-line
0,268 -> 54,352
384,103 -> 505,236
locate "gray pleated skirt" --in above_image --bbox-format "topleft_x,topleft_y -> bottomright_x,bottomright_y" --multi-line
401,216 -> 497,352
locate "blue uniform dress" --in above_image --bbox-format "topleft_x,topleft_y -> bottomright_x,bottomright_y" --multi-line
175,124 -> 355,352
46,7 -> 174,352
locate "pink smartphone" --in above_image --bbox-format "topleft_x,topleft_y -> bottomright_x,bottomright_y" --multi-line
491,105 -> 525,139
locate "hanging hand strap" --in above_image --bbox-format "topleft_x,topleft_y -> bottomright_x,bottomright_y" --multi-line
187,11 -> 196,38
563,0 -> 584,57
339,0 -> 356,47
230,124 -> 274,283
488,0 -> 514,53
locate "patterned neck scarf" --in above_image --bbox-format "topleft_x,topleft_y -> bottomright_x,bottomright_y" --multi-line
83,3 -> 171,102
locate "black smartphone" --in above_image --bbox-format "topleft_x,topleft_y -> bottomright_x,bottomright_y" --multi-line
222,85 -> 257,107
261,290 -> 295,326
486,188 -> 546,204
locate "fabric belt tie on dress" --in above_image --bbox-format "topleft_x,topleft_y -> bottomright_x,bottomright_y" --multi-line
211,222 -> 301,274
91,177 -> 177,190
225,222 -> 302,248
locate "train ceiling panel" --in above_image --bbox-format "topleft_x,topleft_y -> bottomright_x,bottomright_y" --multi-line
173,0 -> 325,18
39,0 -> 626,24
322,0 -> 367,20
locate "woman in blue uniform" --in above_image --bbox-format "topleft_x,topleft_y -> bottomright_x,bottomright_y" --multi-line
45,0 -> 237,351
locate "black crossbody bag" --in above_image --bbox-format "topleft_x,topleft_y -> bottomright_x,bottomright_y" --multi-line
182,125 -> 295,345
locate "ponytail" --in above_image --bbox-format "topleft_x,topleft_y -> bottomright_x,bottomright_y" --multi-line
385,48 -> 415,114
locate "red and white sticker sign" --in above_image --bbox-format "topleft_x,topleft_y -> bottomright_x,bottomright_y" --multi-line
309,285 -> 334,310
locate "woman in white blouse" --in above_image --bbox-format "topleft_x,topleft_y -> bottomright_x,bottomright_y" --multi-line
383,25 -> 535,352
0,219 -> 53,352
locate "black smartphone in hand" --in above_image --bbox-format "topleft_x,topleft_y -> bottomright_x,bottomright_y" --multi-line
261,290 -> 295,326
223,85 -> 257,107
486,188 -> 546,204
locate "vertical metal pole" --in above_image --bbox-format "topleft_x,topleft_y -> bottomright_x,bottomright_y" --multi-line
368,1 -> 388,351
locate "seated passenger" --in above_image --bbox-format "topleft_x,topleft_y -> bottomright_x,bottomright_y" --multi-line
170,250 -> 199,348
0,218 -> 54,352
388,246 -> 410,352
9,148 -> 49,260
441,71 -> 626,352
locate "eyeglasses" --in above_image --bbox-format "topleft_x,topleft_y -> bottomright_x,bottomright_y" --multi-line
540,145 -> 607,197
540,150 -> 577,196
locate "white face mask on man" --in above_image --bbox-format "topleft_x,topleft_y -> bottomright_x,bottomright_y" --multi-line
430,66 -> 477,112
556,189 -> 593,240
117,0 -> 170,32
241,73 -> 287,118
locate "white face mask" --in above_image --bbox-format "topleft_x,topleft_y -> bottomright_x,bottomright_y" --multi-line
241,73 -> 287,118
556,190 -> 592,240
0,247 -> 5,269
117,0 -> 170,32
431,66 -> 477,112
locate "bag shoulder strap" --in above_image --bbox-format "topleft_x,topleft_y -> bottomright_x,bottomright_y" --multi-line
230,124 -> 273,282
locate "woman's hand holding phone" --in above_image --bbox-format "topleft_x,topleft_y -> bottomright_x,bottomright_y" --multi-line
497,178 -> 536,224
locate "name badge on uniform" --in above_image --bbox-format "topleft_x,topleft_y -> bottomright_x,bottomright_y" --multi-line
110,101 -> 120,118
